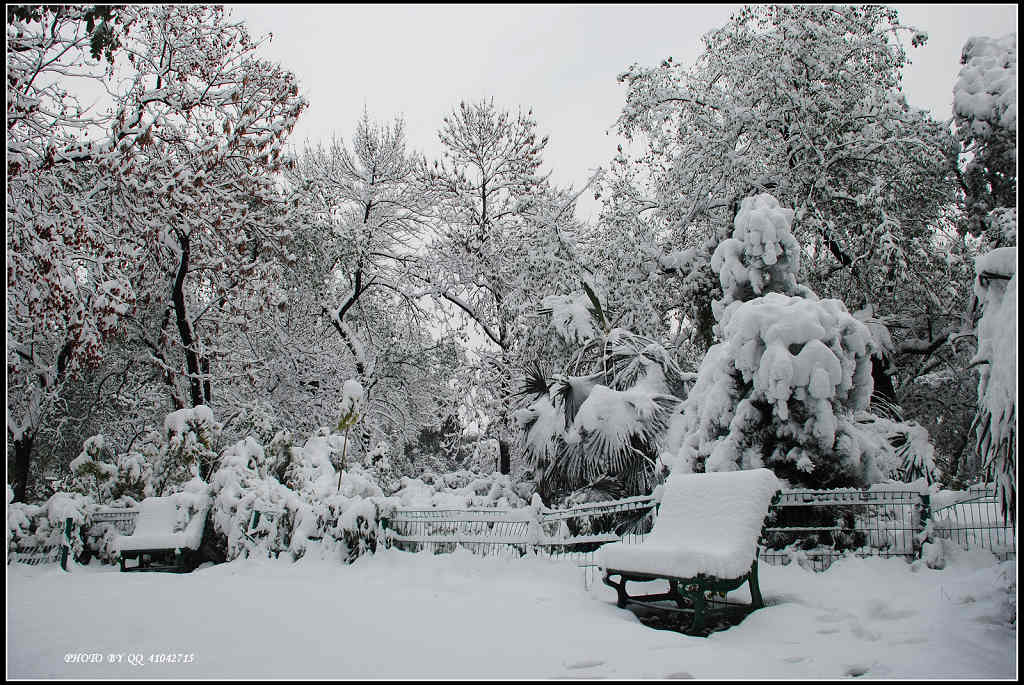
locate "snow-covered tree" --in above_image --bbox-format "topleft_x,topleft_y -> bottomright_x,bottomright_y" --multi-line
969,248 -> 1016,523
603,4 -> 962,397
281,112 -> 466,460
517,283 -> 691,504
7,5 -> 306,500
952,33 -> 1017,245
7,6 -> 138,501
421,99 -> 586,474
667,194 -> 931,488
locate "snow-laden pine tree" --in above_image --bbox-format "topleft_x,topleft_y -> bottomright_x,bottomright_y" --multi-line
666,194 -> 935,488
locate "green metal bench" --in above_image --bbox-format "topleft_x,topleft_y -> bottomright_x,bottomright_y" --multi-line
600,469 -> 781,635
116,496 -> 208,573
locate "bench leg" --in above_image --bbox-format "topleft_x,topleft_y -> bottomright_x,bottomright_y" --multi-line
748,560 -> 764,610
602,573 -> 630,608
689,586 -> 707,634
669,580 -> 688,609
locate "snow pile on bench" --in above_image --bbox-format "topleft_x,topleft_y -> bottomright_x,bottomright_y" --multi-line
115,488 -> 209,553
599,468 -> 780,579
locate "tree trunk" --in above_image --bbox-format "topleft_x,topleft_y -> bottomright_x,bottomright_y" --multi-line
870,356 -> 897,406
11,432 -> 36,502
171,229 -> 205,408
499,438 -> 511,475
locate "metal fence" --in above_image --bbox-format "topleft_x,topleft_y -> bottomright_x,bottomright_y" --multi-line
10,486 -> 1015,573
929,485 -> 1016,561
385,496 -> 659,585
760,489 -> 930,572
89,509 -> 139,536
383,486 -> 1015,576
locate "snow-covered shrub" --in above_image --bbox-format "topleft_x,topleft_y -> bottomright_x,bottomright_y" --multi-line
67,435 -> 152,504
7,491 -> 93,562
667,194 -> 924,489
364,440 -> 400,495
67,435 -> 119,500
7,484 -> 41,553
391,470 -> 528,509
854,414 -> 939,484
149,405 -> 221,495
314,495 -> 384,564
283,427 -> 348,500
970,247 -> 1016,523
209,437 -> 308,561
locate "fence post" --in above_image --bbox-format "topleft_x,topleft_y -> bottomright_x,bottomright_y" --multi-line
527,494 -> 544,556
59,517 -> 72,572
914,493 -> 931,560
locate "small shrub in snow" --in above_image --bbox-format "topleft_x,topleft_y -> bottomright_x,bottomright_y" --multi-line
7,492 -> 93,562
68,435 -> 152,504
150,406 -> 221,495
68,435 -> 119,500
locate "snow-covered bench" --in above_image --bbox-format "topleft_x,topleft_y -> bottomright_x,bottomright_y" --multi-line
600,468 -> 781,634
115,494 -> 209,572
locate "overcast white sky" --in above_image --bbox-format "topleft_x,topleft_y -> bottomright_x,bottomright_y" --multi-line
229,3 -> 1018,219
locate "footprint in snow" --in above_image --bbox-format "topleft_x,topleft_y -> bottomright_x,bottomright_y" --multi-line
845,663 -> 871,677
864,599 -> 917,621
564,659 -> 606,670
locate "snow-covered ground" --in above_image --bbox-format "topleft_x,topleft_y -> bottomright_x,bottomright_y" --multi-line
7,546 -> 1016,679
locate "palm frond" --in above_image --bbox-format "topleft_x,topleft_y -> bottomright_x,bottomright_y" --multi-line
517,360 -> 551,399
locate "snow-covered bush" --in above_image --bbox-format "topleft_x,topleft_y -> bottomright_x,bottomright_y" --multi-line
67,435 -> 119,499
209,437 -> 308,561
149,405 -> 221,496
7,491 -> 93,562
391,470 -> 528,509
209,428 -> 395,564
283,427 -> 349,500
666,194 -> 929,489
970,247 -> 1016,523
67,434 -> 151,504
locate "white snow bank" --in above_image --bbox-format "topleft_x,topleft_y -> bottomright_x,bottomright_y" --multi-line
599,468 -> 781,578
7,547 -> 1014,679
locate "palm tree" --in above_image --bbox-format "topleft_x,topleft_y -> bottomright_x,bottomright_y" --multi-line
516,283 -> 692,504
